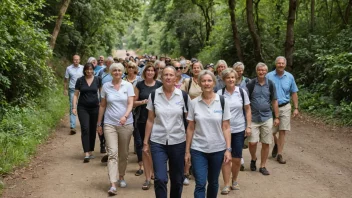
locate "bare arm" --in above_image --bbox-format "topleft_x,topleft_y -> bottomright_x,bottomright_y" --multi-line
120,96 -> 134,125
96,98 -> 107,135
272,99 -> 280,126
72,90 -> 79,115
244,104 -> 252,137
133,86 -> 148,107
291,92 -> 299,117
142,110 -> 155,154
222,120 -> 232,163
185,120 -> 195,165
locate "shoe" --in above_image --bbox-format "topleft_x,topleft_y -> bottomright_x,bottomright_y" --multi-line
250,159 -> 257,171
70,128 -> 76,135
107,187 -> 117,196
277,154 -> 286,164
118,180 -> 127,188
89,155 -> 95,159
83,156 -> 90,163
183,177 -> 190,186
272,144 -> 278,158
221,186 -> 230,195
101,155 -> 108,163
142,180 -> 151,190
259,167 -> 270,175
135,169 -> 144,176
231,181 -> 240,190
240,164 -> 245,171
100,147 -> 106,154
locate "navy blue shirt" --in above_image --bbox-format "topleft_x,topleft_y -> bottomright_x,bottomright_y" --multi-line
248,78 -> 277,122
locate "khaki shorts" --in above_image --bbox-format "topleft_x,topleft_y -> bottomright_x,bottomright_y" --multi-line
272,103 -> 291,133
248,118 -> 273,144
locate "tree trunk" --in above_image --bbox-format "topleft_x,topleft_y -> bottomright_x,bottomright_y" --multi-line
49,0 -> 71,50
310,0 -> 315,32
345,0 -> 352,24
285,0 -> 297,71
246,0 -> 264,63
228,0 -> 243,62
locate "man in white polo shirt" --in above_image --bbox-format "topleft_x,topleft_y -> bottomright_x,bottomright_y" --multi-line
64,55 -> 83,135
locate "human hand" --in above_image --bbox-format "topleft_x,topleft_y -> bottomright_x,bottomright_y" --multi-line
72,108 -> 77,116
245,127 -> 251,137
185,152 -> 191,166
143,143 -> 149,155
64,90 -> 68,96
274,118 -> 280,127
119,116 -> 127,125
96,126 -> 103,135
223,151 -> 232,163
293,109 -> 299,118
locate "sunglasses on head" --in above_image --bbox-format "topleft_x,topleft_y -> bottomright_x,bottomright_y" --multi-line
175,67 -> 185,70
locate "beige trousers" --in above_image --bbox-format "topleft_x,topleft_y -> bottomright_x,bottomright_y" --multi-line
104,124 -> 133,183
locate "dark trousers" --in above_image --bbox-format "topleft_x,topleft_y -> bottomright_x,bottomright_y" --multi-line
77,106 -> 98,153
135,122 -> 146,162
150,141 -> 185,198
99,116 -> 105,149
191,149 -> 225,198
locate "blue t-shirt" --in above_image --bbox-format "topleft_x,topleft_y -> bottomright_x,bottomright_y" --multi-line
266,70 -> 298,105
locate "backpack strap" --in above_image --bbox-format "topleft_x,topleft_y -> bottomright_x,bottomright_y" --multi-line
239,87 -> 245,110
181,90 -> 188,111
246,79 -> 256,100
222,87 -> 226,95
245,77 -> 250,84
151,90 -> 156,117
268,79 -> 274,101
219,95 -> 225,120
187,78 -> 192,93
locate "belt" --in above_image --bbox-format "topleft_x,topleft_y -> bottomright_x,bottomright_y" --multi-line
278,102 -> 289,108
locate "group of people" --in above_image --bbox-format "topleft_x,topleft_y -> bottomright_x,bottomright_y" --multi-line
64,53 -> 299,197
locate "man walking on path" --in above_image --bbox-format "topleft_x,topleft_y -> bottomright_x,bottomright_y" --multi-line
64,55 -> 84,135
266,56 -> 299,164
247,63 -> 280,175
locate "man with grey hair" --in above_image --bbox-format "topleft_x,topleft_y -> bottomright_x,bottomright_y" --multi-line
180,59 -> 190,79
246,62 -> 280,175
64,55 -> 84,135
154,60 -> 166,81
214,60 -> 228,92
266,56 -> 299,164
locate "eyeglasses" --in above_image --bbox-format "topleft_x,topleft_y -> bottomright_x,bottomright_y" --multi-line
128,66 -> 135,69
175,67 -> 185,70
99,60 -> 104,62
156,68 -> 164,71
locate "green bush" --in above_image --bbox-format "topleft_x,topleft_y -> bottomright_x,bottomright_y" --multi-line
0,87 -> 68,175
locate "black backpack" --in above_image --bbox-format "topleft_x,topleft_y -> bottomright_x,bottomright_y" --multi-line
246,78 -> 274,100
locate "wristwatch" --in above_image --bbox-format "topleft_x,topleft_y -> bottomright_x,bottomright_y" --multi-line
226,148 -> 232,152
97,123 -> 103,127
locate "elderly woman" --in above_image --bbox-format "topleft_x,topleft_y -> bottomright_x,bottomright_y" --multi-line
154,60 -> 166,81
96,63 -> 135,196
174,61 -> 187,88
216,68 -> 252,195
98,56 -> 114,84
123,61 -> 141,86
214,60 -> 228,92
87,57 -> 100,75
143,66 -> 189,198
72,63 -> 102,163
133,62 -> 162,189
233,62 -> 250,89
181,61 -> 203,99
185,70 -> 232,198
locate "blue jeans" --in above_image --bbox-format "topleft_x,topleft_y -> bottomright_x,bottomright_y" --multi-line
191,149 -> 225,198
68,88 -> 76,129
150,141 -> 185,198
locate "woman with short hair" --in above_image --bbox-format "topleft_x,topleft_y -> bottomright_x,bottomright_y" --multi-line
185,70 -> 232,198
217,68 -> 252,195
233,62 -> 250,90
96,63 -> 135,196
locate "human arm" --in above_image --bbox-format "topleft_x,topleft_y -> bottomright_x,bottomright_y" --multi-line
185,120 -> 195,165
291,92 -> 299,117
64,78 -> 68,95
120,96 -> 134,125
222,120 -> 232,163
272,99 -> 280,127
133,86 -> 148,107
142,110 -> 155,155
96,98 -> 107,135
244,104 -> 252,137
72,90 -> 79,116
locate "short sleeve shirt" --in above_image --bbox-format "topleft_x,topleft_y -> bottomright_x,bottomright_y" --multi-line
65,64 -> 84,89
187,94 -> 231,153
217,87 -> 250,133
136,80 -> 163,123
75,76 -> 102,108
101,80 -> 135,126
180,78 -> 202,99
146,87 -> 188,145
266,70 -> 298,105
99,69 -> 113,85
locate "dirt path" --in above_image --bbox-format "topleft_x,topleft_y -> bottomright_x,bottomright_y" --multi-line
2,113 -> 352,198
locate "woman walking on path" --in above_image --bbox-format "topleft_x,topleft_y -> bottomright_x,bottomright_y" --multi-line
143,66 -> 189,198
216,68 -> 252,195
72,63 -> 102,163
133,63 -> 162,189
185,70 -> 232,198
96,63 -> 135,196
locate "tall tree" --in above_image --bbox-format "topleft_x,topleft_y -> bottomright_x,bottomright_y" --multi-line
285,0 -> 297,71
345,0 -> 352,24
191,0 -> 214,42
310,0 -> 315,32
246,0 -> 264,62
49,0 -> 71,50
228,0 -> 243,61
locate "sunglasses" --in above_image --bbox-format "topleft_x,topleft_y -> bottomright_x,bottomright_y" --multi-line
128,66 -> 135,69
175,67 -> 185,70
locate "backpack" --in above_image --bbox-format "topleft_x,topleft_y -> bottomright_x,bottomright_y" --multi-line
151,90 -> 189,130
246,78 -> 274,100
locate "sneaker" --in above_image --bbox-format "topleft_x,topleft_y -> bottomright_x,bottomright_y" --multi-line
89,155 -> 95,159
250,159 -> 257,171
183,177 -> 190,186
135,169 -> 144,176
142,180 -> 151,190
231,181 -> 240,190
272,144 -> 278,158
240,164 -> 245,171
101,155 -> 108,163
277,154 -> 286,164
118,180 -> 127,188
107,187 -> 117,196
259,167 -> 270,175
100,147 -> 106,154
83,156 -> 90,163
221,186 -> 230,195
70,128 -> 76,135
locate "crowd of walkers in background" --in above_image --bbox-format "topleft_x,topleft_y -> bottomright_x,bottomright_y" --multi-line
64,51 -> 299,197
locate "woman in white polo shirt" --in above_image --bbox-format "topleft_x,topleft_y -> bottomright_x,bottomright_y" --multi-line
185,70 -> 232,198
96,63 -> 135,196
217,68 -> 252,195
143,66 -> 190,198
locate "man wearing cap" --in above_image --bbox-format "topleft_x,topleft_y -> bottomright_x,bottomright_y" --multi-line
266,56 -> 299,164
205,63 -> 215,73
